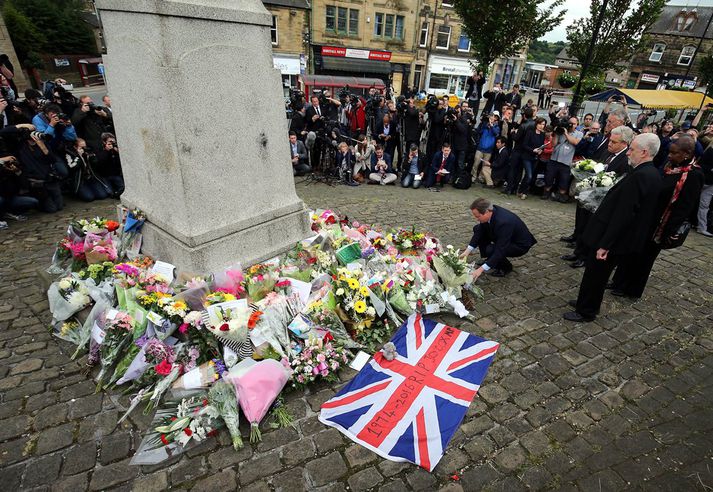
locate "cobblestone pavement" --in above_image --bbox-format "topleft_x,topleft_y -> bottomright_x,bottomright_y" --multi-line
1,181 -> 712,491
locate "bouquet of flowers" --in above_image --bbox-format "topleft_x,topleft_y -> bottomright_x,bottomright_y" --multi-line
131,395 -> 222,465
78,261 -> 115,284
83,232 -> 118,265
389,228 -> 427,254
114,336 -> 177,387
576,171 -> 618,212
172,358 -> 226,393
212,265 -> 246,298
305,304 -> 360,349
331,268 -> 377,331
205,301 -> 251,343
136,270 -> 173,295
203,291 -> 237,307
208,380 -> 243,449
289,336 -> 348,388
118,209 -> 146,259
52,319 -> 84,345
572,159 -> 605,181
48,275 -> 92,321
74,217 -> 119,235
432,245 -> 470,297
243,263 -> 278,301
94,312 -> 135,390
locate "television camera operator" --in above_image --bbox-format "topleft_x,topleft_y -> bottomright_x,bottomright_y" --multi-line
401,97 -> 422,154
446,102 -> 475,181
425,95 -> 447,163
305,92 -> 341,169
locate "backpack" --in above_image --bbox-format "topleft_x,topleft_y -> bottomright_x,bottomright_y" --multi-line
452,169 -> 472,189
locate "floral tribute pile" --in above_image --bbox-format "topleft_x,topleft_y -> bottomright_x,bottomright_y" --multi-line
46,208 -> 483,465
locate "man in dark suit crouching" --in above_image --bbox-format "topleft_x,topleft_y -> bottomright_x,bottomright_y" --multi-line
461,198 -> 537,278
564,133 -> 662,322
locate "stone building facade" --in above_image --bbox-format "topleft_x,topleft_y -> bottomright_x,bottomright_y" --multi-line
263,0 -> 311,96
0,14 -> 29,92
629,5 -> 713,90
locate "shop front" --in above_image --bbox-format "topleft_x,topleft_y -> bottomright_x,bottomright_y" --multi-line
273,54 -> 304,96
314,46 -> 391,83
636,71 -> 697,91
425,55 -> 473,98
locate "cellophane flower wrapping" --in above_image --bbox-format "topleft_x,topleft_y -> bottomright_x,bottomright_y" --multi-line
432,247 -> 470,298
250,294 -> 298,357
212,264 -> 246,298
95,312 -> 136,390
48,276 -> 92,322
114,336 -> 178,386
72,298 -> 112,360
289,336 -> 349,388
84,232 -> 118,265
208,380 -> 243,449
227,359 -> 290,442
171,359 -> 223,396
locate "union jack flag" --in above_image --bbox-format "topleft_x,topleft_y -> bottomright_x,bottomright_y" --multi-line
319,313 -> 499,471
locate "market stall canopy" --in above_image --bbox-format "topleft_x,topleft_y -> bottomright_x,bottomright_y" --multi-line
301,74 -> 386,90
589,88 -> 713,109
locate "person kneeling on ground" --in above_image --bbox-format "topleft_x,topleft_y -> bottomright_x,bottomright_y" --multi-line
96,133 -> 124,197
66,138 -> 111,202
289,131 -> 310,176
368,145 -> 396,185
401,144 -> 425,189
424,142 -> 455,189
461,197 -> 537,278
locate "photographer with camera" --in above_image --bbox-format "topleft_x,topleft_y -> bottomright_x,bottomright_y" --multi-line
72,95 -> 111,152
0,154 -> 39,229
449,102 -> 475,181
482,83 -> 505,117
65,138 -> 111,202
473,112 -> 501,186
335,142 -> 358,186
466,71 -> 485,112
575,121 -> 604,159
347,96 -> 367,142
32,103 -> 77,151
353,135 -> 374,183
401,144 -> 425,189
375,113 -> 398,163
505,106 -> 536,195
17,89 -> 44,124
425,95 -> 447,163
542,116 -> 582,202
305,93 -> 340,169
96,133 -> 124,197
401,98 -> 422,153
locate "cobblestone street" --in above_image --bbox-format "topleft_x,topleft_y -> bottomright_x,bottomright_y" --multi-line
1,181 -> 712,491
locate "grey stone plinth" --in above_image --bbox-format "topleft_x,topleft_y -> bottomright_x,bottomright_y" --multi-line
96,0 -> 310,272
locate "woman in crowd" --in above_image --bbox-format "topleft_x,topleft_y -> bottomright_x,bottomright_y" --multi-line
353,135 -> 374,183
516,117 -> 546,199
654,119 -> 675,171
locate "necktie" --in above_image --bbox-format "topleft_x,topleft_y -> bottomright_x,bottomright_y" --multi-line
316,106 -> 321,117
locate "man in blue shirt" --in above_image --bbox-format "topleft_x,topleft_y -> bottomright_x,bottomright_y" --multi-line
32,103 -> 77,147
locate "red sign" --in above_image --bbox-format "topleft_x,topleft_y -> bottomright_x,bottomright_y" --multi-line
321,46 -> 392,62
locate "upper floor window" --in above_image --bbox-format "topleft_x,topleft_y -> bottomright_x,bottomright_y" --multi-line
649,43 -> 665,62
419,22 -> 429,47
458,33 -> 471,52
270,15 -> 278,45
683,15 -> 696,31
436,25 -> 451,49
678,45 -> 696,66
374,12 -> 404,39
326,6 -> 358,35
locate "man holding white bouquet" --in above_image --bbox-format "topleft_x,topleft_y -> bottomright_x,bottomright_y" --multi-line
461,198 -> 537,279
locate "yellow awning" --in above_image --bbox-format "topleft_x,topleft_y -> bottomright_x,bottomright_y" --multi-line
619,89 -> 713,110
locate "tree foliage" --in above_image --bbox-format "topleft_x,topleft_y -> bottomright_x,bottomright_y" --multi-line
527,40 -> 566,65
453,0 -> 566,75
566,0 -> 666,76
2,0 -> 97,66
699,53 -> 713,95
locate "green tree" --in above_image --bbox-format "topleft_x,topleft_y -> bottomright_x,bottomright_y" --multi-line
453,0 -> 566,75
699,53 -> 713,94
1,1 -> 46,63
527,39 -> 566,65
566,0 -> 666,76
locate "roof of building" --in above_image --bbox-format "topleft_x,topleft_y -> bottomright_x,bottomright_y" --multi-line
262,0 -> 310,9
556,48 -> 577,61
647,5 -> 713,39
81,11 -> 101,29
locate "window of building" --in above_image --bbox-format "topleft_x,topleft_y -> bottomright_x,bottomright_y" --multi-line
374,12 -> 384,36
649,43 -> 665,62
326,6 -> 336,31
436,25 -> 451,49
374,13 -> 404,39
337,7 -> 347,33
683,15 -> 696,31
458,33 -> 470,52
676,14 -> 685,31
678,45 -> 696,65
442,1 -> 454,7
349,9 -> 359,36
271,15 -> 278,45
429,73 -> 449,90
419,22 -> 429,47
414,65 -> 423,90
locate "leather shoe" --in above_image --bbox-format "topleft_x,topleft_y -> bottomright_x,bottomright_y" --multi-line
563,311 -> 595,322
560,235 -> 575,243
489,268 -> 508,277
570,260 -> 586,268
611,290 -> 640,300
568,299 -> 577,308
560,253 -> 578,261
564,242 -> 575,248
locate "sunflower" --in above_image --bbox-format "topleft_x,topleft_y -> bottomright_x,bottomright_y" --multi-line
347,278 -> 360,290
354,300 -> 367,313
359,286 -> 370,297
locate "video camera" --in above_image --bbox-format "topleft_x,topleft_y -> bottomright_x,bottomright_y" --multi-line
425,94 -> 440,111
396,95 -> 409,114
289,88 -> 305,112
553,118 -> 573,136
87,102 -> 107,112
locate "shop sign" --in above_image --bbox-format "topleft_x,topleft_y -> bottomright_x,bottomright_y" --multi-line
640,73 -> 659,84
321,46 -> 392,61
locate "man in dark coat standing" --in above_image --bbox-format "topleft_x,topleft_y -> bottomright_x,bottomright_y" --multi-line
461,198 -> 537,278
402,99 -> 422,153
564,133 -> 663,322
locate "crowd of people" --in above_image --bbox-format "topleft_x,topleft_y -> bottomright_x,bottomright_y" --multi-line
287,82 -> 713,241
0,74 -> 123,231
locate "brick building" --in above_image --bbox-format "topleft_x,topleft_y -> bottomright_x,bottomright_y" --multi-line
308,0 -> 420,95
629,5 -> 713,90
263,0 -> 310,96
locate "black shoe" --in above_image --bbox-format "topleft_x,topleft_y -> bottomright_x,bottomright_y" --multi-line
570,260 -> 585,268
611,290 -> 640,300
568,299 -> 577,308
489,268 -> 508,277
564,242 -> 576,249
605,282 -> 615,290
540,193 -> 551,200
560,235 -> 575,243
560,253 -> 578,261
563,311 -> 595,322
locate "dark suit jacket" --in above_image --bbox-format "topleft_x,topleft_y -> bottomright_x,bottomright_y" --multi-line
504,92 -> 522,110
575,133 -> 605,159
370,152 -> 393,174
401,153 -> 426,174
582,161 -> 662,255
654,163 -> 704,238
290,140 -> 308,164
429,151 -> 455,175
604,150 -> 629,176
375,122 -> 398,148
469,205 -> 537,268
304,105 -> 325,132
491,146 -> 510,180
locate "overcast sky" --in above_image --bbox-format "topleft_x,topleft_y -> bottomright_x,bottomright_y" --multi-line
541,0 -> 713,42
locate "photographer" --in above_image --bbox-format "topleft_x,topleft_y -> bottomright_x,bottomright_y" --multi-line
449,102 -> 474,178
473,112 -> 500,186
96,133 -> 124,197
543,116 -> 582,202
335,142 -> 357,186
289,105 -> 307,140
319,90 -> 341,122
482,83 -> 505,117
514,117 -> 547,199
347,96 -> 367,142
575,121 -> 604,159
402,98 -> 422,152
65,138 -> 110,202
14,128 -> 65,213
375,113 -> 398,162
425,96 -> 447,162
465,71 -> 485,111
353,135 -> 374,182
503,85 -> 522,113
32,103 -> 77,152
17,89 -> 43,124
0,155 -> 39,228
72,96 -> 111,151
505,106 -> 536,195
